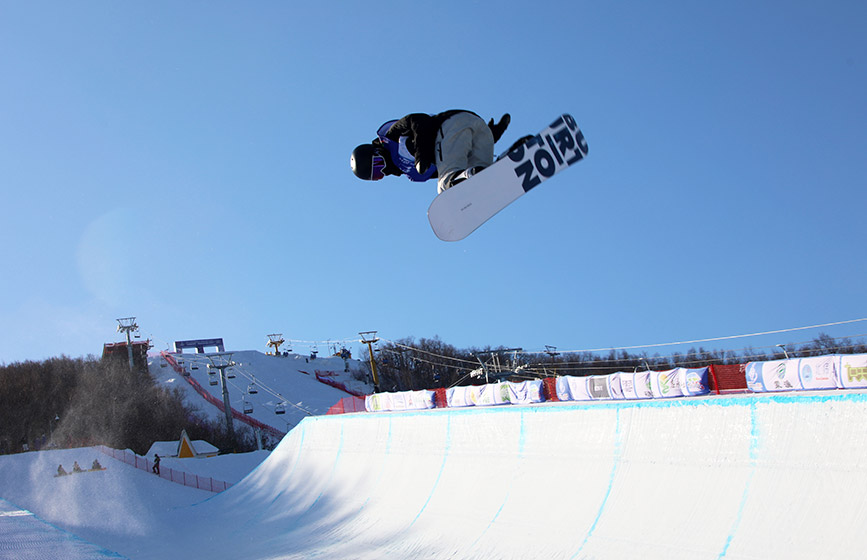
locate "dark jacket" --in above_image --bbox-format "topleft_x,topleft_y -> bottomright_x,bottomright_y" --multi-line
385,110 -> 479,174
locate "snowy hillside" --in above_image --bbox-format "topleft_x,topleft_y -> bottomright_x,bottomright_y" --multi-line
149,349 -> 373,438
0,446 -> 266,558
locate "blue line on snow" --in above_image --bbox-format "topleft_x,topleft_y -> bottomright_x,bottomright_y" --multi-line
717,399 -> 759,558
571,407 -> 622,559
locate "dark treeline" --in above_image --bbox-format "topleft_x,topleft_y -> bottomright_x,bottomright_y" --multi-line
368,333 -> 867,393
0,355 -> 256,456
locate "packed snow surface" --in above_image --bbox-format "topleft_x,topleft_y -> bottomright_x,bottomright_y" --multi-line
149,350 -> 371,436
3,390 -> 867,558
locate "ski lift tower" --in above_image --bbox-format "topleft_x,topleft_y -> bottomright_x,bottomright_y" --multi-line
544,345 -> 560,377
474,348 -> 523,383
116,317 -> 139,372
359,331 -> 381,392
206,353 -> 237,449
267,334 -> 285,355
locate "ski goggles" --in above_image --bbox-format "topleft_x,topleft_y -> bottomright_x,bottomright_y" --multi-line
371,154 -> 386,181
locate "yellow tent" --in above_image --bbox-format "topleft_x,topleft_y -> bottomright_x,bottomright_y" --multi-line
176,429 -> 218,458
177,430 -> 197,458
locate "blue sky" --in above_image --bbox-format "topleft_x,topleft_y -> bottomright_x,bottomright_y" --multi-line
1,1 -> 865,364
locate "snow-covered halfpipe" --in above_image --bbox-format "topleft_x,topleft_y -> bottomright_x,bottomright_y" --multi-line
179,390 -> 867,559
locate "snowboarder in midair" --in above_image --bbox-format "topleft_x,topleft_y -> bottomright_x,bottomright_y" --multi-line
351,110 -> 510,193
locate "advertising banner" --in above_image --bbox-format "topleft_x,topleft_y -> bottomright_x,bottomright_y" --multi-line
586,374 -> 624,400
506,380 -> 545,404
406,389 -> 435,409
650,369 -> 684,398
446,386 -> 475,407
608,373 -> 624,399
746,359 -> 802,392
839,354 -> 867,388
365,390 -> 435,412
365,393 -> 386,412
469,383 -> 512,406
744,354 -> 867,392
555,376 -> 592,401
619,371 -> 653,399
679,367 -> 711,397
587,375 -> 611,399
798,355 -> 839,390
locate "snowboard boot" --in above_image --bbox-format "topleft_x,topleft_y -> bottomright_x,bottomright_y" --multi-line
447,166 -> 486,189
487,113 -> 511,143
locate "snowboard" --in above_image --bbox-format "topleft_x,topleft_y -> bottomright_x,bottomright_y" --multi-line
427,114 -> 588,242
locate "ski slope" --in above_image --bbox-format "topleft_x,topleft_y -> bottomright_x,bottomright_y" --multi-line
3,390 -> 867,558
149,350 -> 371,437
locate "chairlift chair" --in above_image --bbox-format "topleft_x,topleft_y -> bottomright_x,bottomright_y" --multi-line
208,372 -> 218,386
247,383 -> 258,395
243,401 -> 253,414
275,402 -> 286,415
227,368 -> 236,379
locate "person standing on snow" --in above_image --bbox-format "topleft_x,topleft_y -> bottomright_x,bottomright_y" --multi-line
152,454 -> 160,475
351,110 -> 510,193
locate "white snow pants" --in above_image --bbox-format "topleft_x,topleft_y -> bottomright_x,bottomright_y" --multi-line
435,112 -> 495,193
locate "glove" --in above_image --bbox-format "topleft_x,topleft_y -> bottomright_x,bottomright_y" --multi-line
415,148 -> 433,175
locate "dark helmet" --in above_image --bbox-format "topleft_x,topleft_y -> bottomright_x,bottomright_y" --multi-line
350,144 -> 386,181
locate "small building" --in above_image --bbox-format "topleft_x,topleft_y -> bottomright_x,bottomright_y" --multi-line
146,429 -> 218,459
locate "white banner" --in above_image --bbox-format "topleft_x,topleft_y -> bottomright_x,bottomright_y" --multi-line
839,354 -> 867,388
608,373 -> 624,399
469,383 -> 512,406
506,380 -> 545,404
799,355 -> 839,390
619,371 -> 653,399
365,389 -> 435,412
650,369 -> 684,398
746,359 -> 802,392
744,354 -> 867,392
556,376 -> 592,401
446,385 -> 475,407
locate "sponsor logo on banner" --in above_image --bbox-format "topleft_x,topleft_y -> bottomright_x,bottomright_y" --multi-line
772,362 -> 795,390
685,371 -> 706,394
846,364 -> 867,383
746,363 -> 761,387
589,376 -> 611,399
839,355 -> 867,388
658,371 -> 678,396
